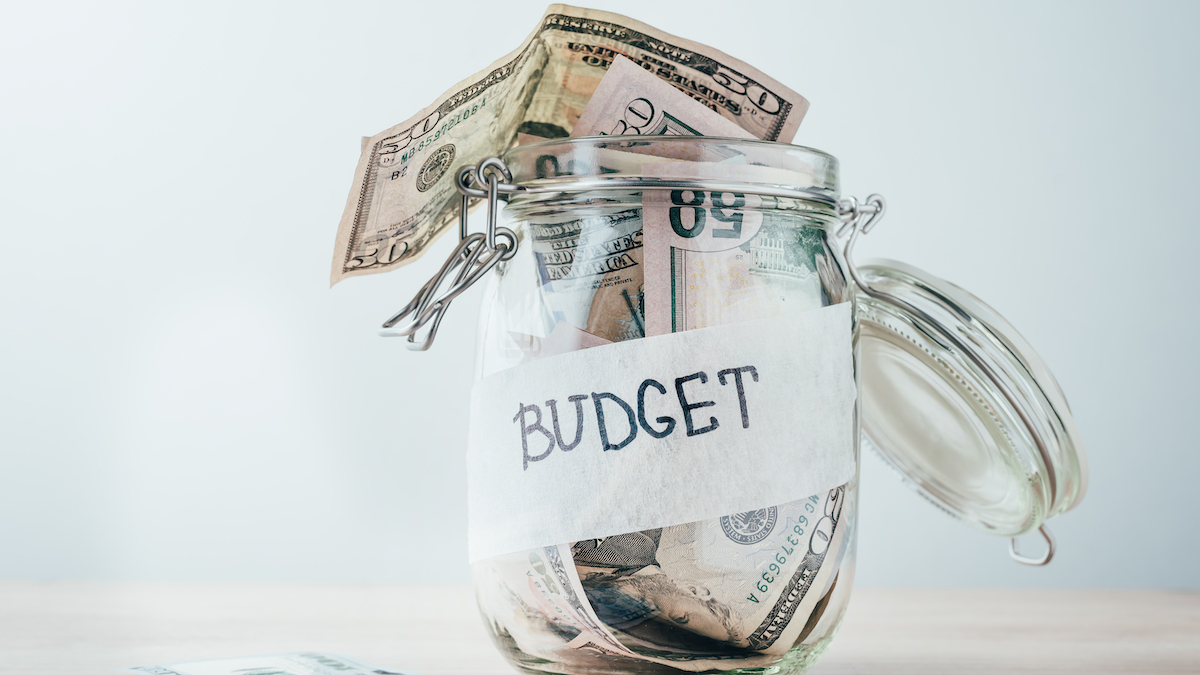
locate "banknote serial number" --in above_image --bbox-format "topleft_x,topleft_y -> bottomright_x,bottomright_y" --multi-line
377,97 -> 490,170
747,496 -> 820,604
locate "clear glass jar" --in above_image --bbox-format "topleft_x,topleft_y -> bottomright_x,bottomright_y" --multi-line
471,137 -> 857,675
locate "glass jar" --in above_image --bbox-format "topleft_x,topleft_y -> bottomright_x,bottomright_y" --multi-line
471,138 -> 858,675
452,137 -> 1086,675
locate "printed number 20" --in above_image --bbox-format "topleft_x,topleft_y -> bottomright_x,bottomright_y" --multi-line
669,190 -> 745,239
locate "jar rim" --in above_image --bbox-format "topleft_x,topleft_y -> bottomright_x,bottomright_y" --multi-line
499,136 -> 841,206
505,135 -> 840,162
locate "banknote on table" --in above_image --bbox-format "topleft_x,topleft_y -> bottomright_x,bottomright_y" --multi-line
330,4 -> 809,284
125,652 -> 417,675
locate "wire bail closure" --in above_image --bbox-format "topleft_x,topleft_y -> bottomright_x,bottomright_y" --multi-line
378,158 -> 519,351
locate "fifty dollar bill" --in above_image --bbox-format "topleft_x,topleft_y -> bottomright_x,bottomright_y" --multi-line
526,49 -> 769,345
330,4 -> 808,285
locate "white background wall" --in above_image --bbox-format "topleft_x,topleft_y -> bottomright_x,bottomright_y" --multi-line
2,0 -> 1197,587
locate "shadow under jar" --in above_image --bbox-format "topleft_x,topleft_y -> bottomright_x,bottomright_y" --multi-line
470,137 -> 858,675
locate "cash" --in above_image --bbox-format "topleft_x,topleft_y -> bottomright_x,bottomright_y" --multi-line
560,161 -> 844,670
343,4 -> 850,669
476,490 -> 848,673
475,38 -> 849,671
571,55 -> 755,140
330,4 -> 808,284
575,488 -> 848,667
528,209 -> 647,343
641,161 -> 828,336
125,653 -> 416,675
474,543 -> 640,667
528,46 -> 799,346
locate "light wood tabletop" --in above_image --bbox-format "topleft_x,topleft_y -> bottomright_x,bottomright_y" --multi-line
0,583 -> 1195,674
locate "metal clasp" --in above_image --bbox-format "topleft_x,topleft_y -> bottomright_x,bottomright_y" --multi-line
378,157 -> 521,351
1009,524 -> 1056,566
836,194 -> 887,239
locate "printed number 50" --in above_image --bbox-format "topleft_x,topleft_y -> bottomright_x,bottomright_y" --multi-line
669,190 -> 746,239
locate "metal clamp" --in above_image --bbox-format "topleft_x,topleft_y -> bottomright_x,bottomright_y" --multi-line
837,195 -> 1057,567
378,158 -> 518,351
1009,524 -> 1056,566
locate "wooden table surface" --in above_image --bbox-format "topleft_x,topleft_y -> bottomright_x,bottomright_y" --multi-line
0,584 -> 1196,674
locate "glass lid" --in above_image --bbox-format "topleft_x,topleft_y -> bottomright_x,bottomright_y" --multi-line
837,196 -> 1086,566
850,253 -> 1088,545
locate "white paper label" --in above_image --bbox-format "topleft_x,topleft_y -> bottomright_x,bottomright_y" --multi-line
467,303 -> 855,562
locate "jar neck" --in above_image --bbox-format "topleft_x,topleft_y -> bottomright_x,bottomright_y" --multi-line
504,188 -> 840,227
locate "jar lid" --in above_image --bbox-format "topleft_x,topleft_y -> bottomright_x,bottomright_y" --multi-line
848,245 -> 1088,563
